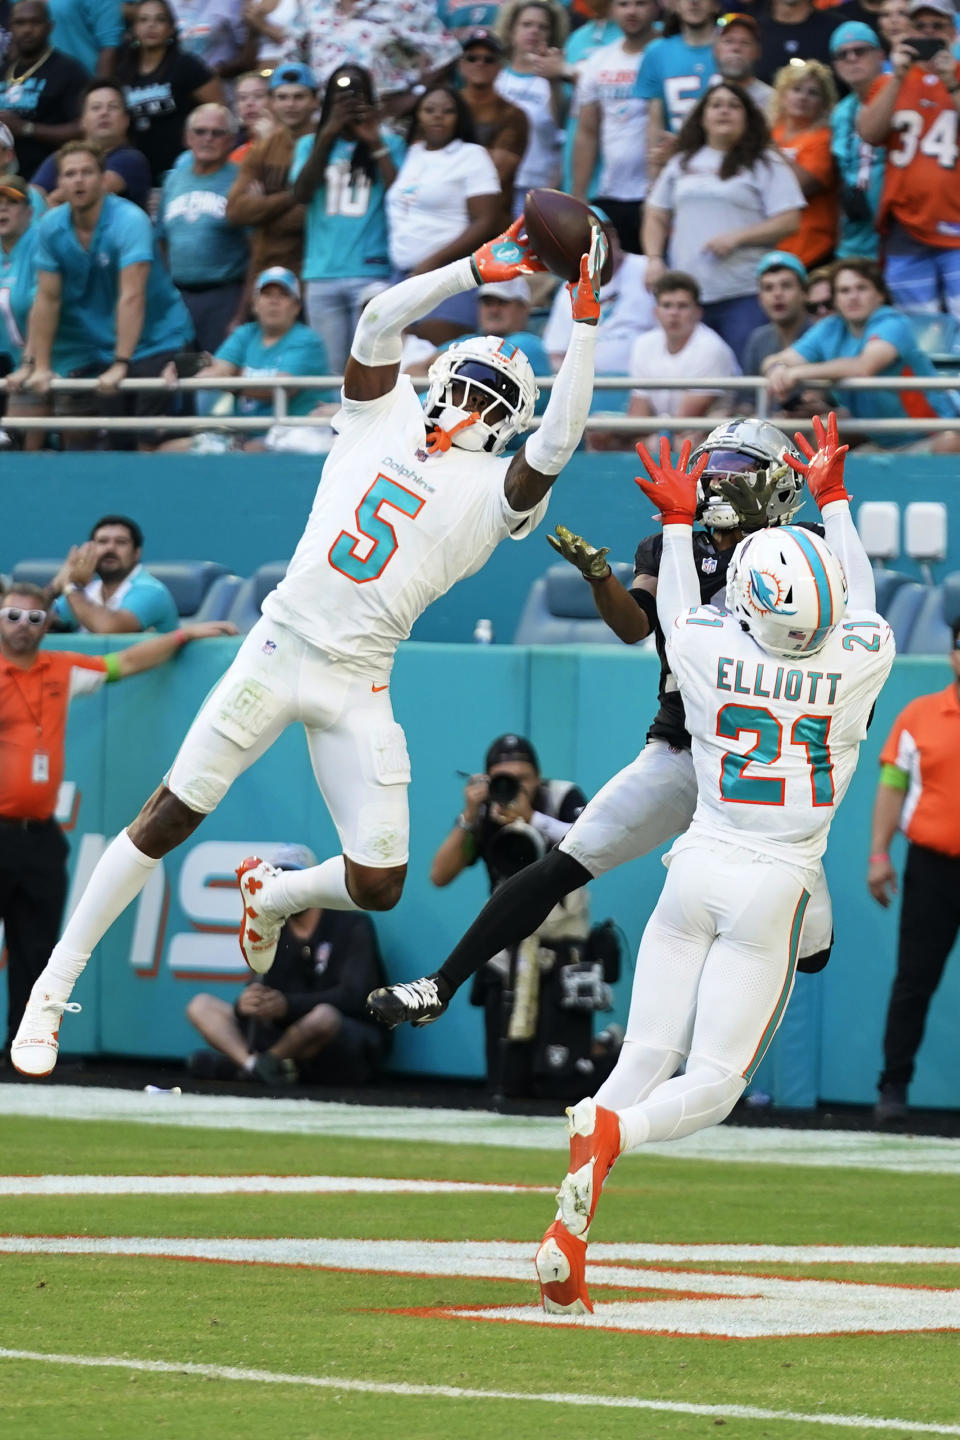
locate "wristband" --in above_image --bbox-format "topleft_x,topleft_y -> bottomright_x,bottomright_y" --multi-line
175,628 -> 188,647
869,852 -> 890,864
63,581 -> 80,595
455,813 -> 474,831
113,356 -> 131,367
370,145 -> 389,159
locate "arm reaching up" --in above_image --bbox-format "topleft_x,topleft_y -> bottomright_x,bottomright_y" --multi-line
785,412 -> 876,611
634,437 -> 709,631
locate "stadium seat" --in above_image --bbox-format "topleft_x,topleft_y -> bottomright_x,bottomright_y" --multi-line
940,571 -> 960,628
194,573 -> 244,622
872,568 -> 914,616
513,561 -> 637,644
905,586 -> 952,654
145,561 -> 228,617
11,558 -> 61,590
883,581 -> 929,651
227,561 -> 289,632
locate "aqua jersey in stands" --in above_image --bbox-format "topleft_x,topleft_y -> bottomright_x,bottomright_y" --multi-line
635,35 -> 715,132
215,321 -> 335,419
0,223 -> 39,367
792,307 -> 959,445
52,565 -> 180,633
289,131 -> 404,283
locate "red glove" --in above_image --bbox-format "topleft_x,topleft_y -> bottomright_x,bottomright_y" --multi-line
785,411 -> 850,508
471,217 -> 547,284
634,437 -> 708,525
567,218 -> 608,325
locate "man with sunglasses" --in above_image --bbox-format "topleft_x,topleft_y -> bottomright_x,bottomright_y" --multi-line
156,103 -> 249,353
0,582 -> 235,1066
857,0 -> 960,320
458,30 -> 529,220
829,23 -> 887,261
868,618 -> 960,1126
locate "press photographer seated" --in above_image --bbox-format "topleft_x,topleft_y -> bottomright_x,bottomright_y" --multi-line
433,734 -> 619,1099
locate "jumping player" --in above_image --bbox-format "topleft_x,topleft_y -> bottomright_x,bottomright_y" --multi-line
12,216 -> 606,1078
368,418 -> 840,1030
535,413 -> 894,1314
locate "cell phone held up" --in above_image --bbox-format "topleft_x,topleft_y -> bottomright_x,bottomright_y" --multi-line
907,36 -> 947,62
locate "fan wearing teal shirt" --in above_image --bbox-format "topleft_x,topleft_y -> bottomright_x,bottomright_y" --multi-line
635,0 -> 716,164
0,176 -> 40,368
46,0 -> 124,77
188,268 -> 336,447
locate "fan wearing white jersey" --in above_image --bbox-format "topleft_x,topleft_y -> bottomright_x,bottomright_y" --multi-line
535,413 -> 895,1316
11,216 -> 606,1080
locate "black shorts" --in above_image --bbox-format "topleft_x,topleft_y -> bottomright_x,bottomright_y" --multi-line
235,1004 -> 386,1086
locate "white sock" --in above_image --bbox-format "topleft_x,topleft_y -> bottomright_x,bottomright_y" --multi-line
46,831 -> 160,992
265,856 -> 361,915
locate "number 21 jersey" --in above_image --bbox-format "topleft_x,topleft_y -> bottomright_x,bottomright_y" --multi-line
666,604 -> 895,870
262,377 -> 548,674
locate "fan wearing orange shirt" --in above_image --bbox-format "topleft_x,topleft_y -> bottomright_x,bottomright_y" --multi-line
0,582 -> 235,1064
857,0 -> 960,319
772,58 -> 839,269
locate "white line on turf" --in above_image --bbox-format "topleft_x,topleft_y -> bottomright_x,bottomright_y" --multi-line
3,1085 -> 960,1174
0,1175 -> 551,1196
0,1347 -> 958,1433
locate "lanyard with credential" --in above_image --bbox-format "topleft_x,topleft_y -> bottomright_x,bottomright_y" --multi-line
7,668 -> 51,785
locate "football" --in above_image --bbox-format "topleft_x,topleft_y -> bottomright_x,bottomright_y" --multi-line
523,188 -> 614,285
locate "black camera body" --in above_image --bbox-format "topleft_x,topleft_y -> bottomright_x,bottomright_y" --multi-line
487,771 -> 522,807
840,184 -> 873,223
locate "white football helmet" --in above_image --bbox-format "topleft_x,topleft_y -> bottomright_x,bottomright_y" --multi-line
726,525 -> 848,657
691,418 -> 805,531
423,335 -> 538,455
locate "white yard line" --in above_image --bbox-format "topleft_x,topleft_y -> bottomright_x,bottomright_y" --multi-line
0,1174 -> 550,1197
3,1085 -> 960,1174
0,1346 -> 958,1434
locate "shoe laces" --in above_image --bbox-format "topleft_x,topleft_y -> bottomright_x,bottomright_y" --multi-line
393,977 -> 440,1012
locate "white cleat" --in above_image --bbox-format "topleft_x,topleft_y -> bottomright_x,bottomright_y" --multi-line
535,1220 -> 592,1314
236,856 -> 284,975
11,989 -> 82,1078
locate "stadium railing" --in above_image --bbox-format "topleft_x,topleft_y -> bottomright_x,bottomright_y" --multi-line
3,373 -> 960,436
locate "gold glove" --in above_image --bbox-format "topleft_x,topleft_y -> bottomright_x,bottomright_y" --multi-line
546,523 -> 612,581
714,464 -> 787,533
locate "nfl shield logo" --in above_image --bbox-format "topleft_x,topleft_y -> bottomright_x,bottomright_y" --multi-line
262,638 -> 277,656
701,556 -> 718,574
415,448 -> 428,462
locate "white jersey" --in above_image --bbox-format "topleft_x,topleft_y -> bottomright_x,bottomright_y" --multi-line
666,604 -> 895,872
262,377 -> 548,674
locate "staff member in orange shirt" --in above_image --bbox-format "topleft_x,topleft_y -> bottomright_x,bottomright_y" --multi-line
867,618 -> 960,1124
0,581 -> 235,1063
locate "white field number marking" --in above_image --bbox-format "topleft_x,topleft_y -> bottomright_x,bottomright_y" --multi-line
2,1235 -> 959,1338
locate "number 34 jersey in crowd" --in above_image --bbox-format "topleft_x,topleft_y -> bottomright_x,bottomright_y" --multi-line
666,604 -> 895,872
262,378 -> 548,675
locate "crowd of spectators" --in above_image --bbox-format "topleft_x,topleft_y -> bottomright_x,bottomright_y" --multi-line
1,0 -> 960,451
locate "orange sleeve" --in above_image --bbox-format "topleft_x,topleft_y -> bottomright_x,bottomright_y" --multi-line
879,701 -> 917,768
54,651 -> 109,676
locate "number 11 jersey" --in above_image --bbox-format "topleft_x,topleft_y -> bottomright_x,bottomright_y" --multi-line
262,377 -> 548,675
666,603 -> 895,871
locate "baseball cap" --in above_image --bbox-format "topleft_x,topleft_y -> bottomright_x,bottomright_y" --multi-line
757,249 -> 808,282
907,0 -> 955,14
715,11 -> 760,35
477,277 -> 532,304
830,20 -> 881,53
255,265 -> 301,298
271,843 -> 317,872
0,174 -> 29,203
462,28 -> 503,54
269,61 -> 317,91
485,733 -> 540,772
0,122 -> 14,151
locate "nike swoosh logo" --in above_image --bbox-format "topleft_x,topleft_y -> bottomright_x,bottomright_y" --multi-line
371,683 -> 389,693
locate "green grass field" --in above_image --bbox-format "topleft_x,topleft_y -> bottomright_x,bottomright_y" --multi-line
2,1091 -> 960,1440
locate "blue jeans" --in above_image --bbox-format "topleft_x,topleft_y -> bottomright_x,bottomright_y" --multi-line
701,294 -> 765,372
305,276 -> 386,375
884,224 -> 960,322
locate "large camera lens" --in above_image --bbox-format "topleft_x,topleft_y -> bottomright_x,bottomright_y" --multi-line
488,772 -> 521,806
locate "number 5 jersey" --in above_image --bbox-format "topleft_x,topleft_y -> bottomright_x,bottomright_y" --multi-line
665,602 -> 895,872
262,377 -> 549,673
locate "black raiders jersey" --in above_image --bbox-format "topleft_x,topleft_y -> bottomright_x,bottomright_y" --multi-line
633,524 -> 826,749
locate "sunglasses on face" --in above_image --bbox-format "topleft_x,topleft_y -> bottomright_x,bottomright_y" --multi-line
835,44 -> 874,59
807,299 -> 832,314
191,127 -> 228,138
462,51 -> 498,64
0,606 -> 46,625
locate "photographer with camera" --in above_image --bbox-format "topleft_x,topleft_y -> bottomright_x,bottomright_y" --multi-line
432,734 -> 620,1099
857,0 -> 960,320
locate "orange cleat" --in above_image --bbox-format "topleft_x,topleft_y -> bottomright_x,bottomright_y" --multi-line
535,1220 -> 592,1315
557,1097 -> 623,1238
236,855 -> 283,975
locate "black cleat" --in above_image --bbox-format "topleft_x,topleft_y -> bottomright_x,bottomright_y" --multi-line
367,976 -> 449,1029
873,1082 -> 908,1126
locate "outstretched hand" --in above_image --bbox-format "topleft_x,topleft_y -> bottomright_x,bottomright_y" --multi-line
634,436 -> 708,526
715,466 -> 784,533
784,411 -> 850,508
471,217 -> 548,284
567,217 -> 608,325
546,522 -> 612,581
